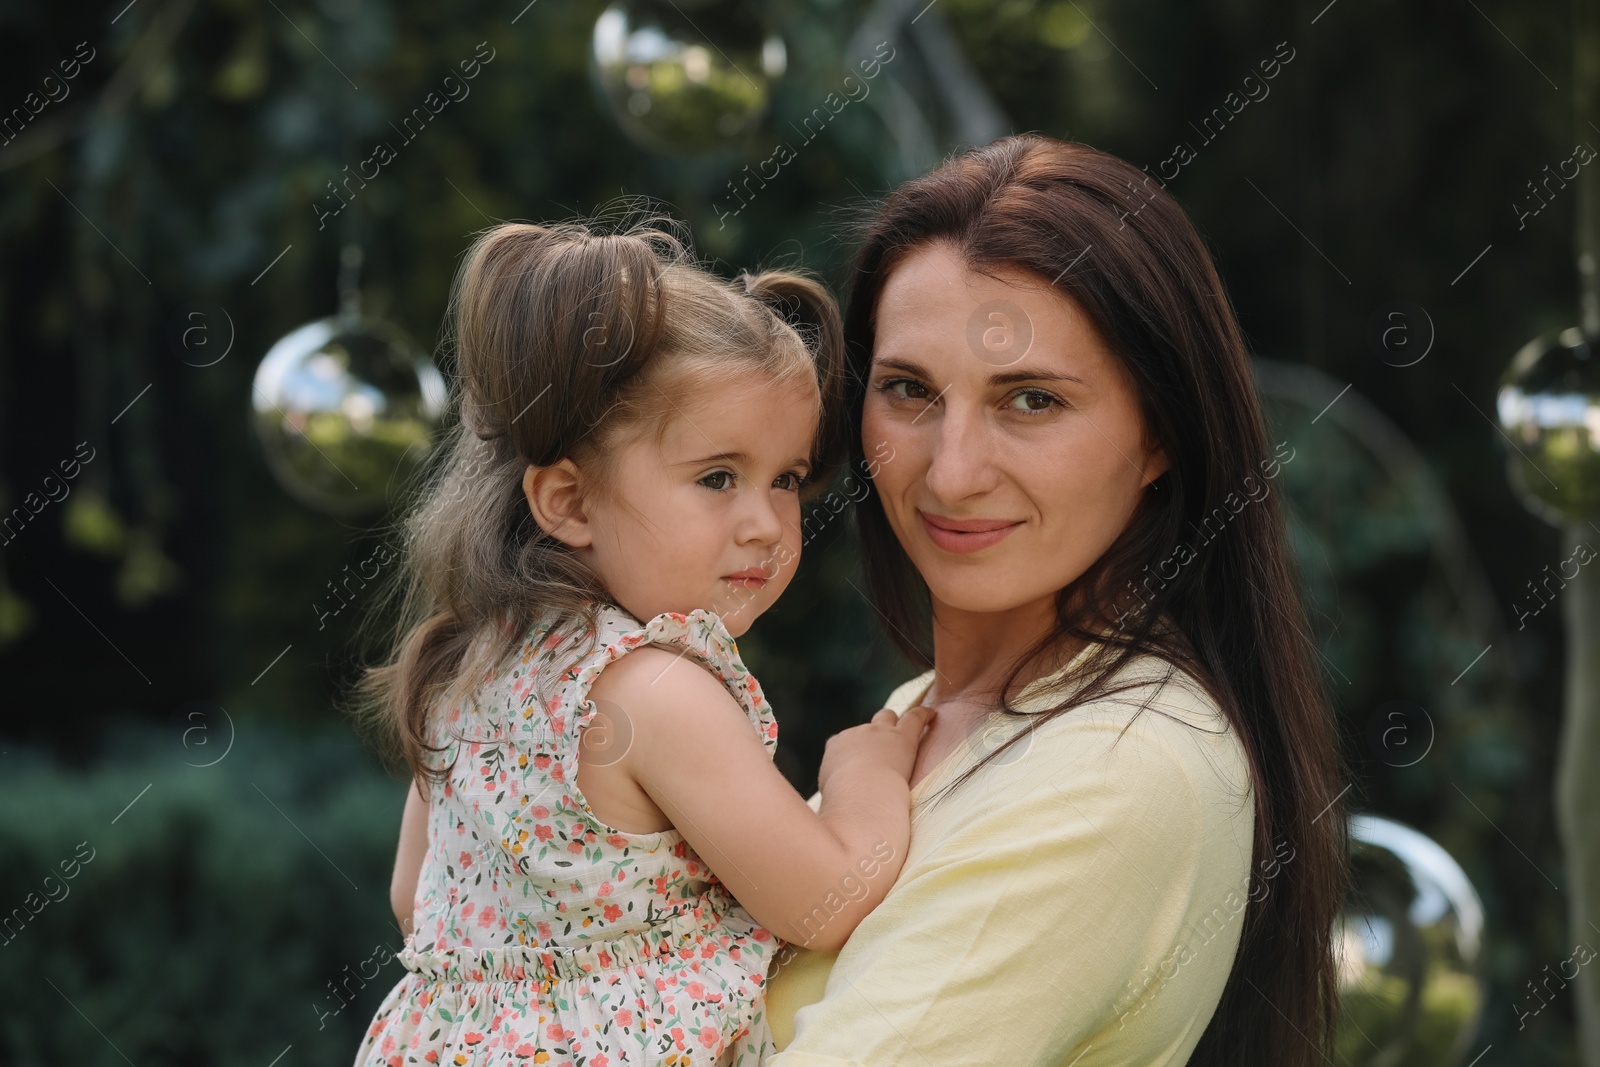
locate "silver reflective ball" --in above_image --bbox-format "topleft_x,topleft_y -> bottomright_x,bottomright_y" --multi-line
1497,326 -> 1600,525
1334,815 -> 1487,1067
592,0 -> 785,155
251,316 -> 447,517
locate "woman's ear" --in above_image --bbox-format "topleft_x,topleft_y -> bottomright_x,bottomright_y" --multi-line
523,460 -> 594,548
1137,423 -> 1171,488
1142,445 -> 1170,488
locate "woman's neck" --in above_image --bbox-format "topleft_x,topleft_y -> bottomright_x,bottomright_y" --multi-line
924,592 -> 1084,708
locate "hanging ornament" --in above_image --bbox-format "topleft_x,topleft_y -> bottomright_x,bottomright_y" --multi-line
1333,815 -> 1487,1066
1496,326 -> 1600,525
591,0 -> 786,155
250,244 -> 446,518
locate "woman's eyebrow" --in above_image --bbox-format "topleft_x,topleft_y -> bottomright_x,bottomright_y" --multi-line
871,355 -> 1086,387
870,356 -> 929,379
989,369 -> 1087,387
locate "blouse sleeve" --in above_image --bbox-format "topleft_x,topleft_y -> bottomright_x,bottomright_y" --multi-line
765,705 -> 1252,1067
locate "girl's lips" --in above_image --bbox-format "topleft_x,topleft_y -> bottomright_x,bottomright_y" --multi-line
723,567 -> 771,589
919,511 -> 1021,553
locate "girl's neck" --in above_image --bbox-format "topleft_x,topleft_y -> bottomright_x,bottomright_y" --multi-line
923,592 -> 1084,708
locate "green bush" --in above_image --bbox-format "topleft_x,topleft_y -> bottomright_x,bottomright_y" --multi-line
0,719 -> 410,1067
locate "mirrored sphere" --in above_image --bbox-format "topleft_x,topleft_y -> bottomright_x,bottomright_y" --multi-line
1333,815 -> 1487,1067
251,316 -> 447,517
1497,326 -> 1600,525
592,0 -> 785,155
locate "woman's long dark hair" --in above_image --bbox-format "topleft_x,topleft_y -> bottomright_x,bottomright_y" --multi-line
841,133 -> 1349,1066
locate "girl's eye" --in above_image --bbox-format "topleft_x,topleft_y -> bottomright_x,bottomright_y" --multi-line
879,377 -> 933,401
1009,388 -> 1062,413
699,470 -> 734,491
774,471 -> 807,492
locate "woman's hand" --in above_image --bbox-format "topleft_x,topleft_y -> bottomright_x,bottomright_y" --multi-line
817,704 -> 936,794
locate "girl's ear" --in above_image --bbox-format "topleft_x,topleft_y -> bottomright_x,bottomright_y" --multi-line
523,460 -> 594,548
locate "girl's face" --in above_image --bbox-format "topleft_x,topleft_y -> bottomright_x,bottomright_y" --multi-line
862,241 -> 1168,624
540,375 -> 819,637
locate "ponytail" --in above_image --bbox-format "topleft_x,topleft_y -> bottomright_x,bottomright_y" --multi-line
738,269 -> 849,494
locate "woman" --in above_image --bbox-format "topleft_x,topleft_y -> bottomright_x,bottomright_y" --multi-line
760,134 -> 1348,1066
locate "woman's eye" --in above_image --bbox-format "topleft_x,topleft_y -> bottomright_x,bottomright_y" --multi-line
1009,389 -> 1061,413
880,377 -> 932,401
699,470 -> 734,491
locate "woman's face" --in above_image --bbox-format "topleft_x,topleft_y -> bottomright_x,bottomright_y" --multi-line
862,241 -> 1169,621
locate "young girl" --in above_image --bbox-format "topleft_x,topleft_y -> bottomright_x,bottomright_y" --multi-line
346,217 -> 934,1067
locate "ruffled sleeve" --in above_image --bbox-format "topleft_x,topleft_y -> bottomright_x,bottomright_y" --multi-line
557,605 -> 779,840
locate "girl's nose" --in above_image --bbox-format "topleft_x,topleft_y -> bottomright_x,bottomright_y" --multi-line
736,490 -> 786,545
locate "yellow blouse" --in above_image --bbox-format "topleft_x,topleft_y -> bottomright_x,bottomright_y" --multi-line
763,644 -> 1256,1066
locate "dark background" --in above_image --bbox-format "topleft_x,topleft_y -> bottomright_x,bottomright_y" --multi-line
0,0 -> 1585,1063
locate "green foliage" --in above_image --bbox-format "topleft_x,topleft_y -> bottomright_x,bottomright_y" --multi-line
0,0 -> 1591,1060
0,720 -> 408,1066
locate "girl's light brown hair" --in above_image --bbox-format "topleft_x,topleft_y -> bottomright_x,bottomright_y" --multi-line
342,213 -> 846,797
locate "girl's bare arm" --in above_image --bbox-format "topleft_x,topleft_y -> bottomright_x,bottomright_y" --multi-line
586,646 -> 931,953
390,777 -> 428,937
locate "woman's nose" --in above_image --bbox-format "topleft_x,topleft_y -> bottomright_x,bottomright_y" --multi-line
922,403 -> 999,502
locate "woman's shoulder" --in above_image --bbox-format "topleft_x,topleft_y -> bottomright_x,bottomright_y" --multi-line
1078,648 -> 1234,734
1024,649 -> 1254,820
872,641 -> 1252,817
918,646 -> 1250,816
879,647 -> 1231,741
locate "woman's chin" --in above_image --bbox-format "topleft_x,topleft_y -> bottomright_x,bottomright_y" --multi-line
924,578 -> 1043,617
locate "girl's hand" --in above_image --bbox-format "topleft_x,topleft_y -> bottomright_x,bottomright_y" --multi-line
817,704 -> 937,793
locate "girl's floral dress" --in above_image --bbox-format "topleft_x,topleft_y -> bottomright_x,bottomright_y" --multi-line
353,601 -> 785,1067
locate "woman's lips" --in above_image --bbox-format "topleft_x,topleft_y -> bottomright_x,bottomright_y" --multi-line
919,511 -> 1021,553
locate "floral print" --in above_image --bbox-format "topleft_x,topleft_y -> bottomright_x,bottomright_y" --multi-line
353,602 -> 784,1067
